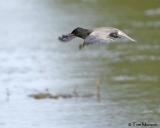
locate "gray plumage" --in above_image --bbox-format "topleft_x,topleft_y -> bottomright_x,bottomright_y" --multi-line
59,27 -> 135,49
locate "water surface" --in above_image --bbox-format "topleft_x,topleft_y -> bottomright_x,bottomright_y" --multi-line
0,0 -> 159,128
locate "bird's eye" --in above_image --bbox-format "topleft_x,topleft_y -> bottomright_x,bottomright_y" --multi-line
109,32 -> 119,38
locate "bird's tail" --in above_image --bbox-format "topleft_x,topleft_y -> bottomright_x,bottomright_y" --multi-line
58,33 -> 75,42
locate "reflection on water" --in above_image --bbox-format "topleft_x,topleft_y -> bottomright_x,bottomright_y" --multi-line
0,0 -> 159,128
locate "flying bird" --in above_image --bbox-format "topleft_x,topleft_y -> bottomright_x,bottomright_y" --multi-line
59,27 -> 135,49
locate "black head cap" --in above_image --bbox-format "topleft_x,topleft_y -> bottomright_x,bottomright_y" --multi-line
71,27 -> 92,39
71,27 -> 82,35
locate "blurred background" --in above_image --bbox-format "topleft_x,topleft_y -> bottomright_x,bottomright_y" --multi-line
0,0 -> 159,128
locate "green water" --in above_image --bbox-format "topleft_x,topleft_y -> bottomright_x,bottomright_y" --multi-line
0,0 -> 159,128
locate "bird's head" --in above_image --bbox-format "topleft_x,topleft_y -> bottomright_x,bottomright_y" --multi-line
107,29 -> 135,43
71,27 -> 92,39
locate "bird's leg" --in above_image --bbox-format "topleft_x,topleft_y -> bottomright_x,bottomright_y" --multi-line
79,43 -> 85,50
79,42 -> 90,50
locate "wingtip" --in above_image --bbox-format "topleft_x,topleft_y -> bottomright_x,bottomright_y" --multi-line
131,39 -> 136,43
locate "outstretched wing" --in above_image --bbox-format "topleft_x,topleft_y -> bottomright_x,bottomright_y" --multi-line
84,35 -> 107,44
84,28 -> 116,44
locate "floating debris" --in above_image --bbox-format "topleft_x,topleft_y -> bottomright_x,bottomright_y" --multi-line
29,81 -> 101,101
29,92 -> 75,100
29,91 -> 94,100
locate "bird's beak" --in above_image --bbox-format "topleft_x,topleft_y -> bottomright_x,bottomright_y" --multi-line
69,33 -> 75,36
59,33 -> 75,42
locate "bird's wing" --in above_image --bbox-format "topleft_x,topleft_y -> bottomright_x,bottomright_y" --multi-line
84,35 -> 108,44
93,27 -> 136,42
84,27 -> 116,44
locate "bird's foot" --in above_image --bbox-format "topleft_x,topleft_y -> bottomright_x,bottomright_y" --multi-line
79,43 -> 85,50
